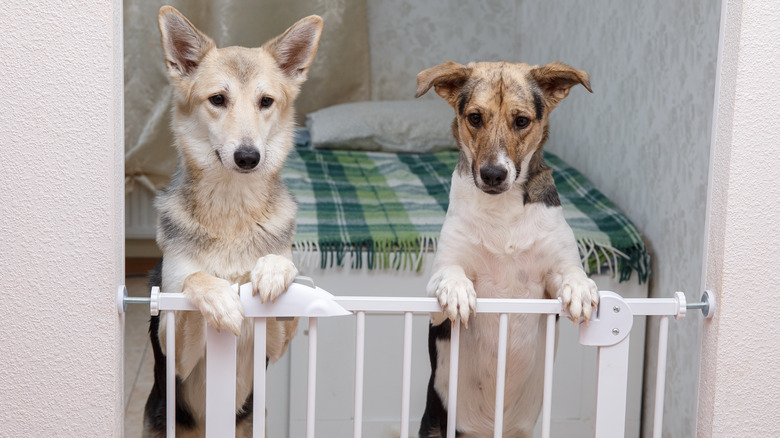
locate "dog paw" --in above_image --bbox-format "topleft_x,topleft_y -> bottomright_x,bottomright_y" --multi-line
251,254 -> 298,303
182,273 -> 244,336
427,266 -> 477,327
559,268 -> 599,322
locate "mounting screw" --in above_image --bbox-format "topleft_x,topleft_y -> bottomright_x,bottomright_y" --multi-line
613,305 -> 621,313
701,290 -> 716,319
612,328 -> 620,336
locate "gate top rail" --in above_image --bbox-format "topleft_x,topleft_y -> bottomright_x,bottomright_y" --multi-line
118,277 -> 715,320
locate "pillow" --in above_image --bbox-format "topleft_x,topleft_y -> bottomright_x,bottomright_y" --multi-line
293,127 -> 312,148
305,100 -> 458,153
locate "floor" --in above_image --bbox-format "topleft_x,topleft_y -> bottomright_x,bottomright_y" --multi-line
124,275 -> 154,437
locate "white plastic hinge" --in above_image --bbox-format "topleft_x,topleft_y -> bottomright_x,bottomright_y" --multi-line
579,291 -> 634,347
239,276 -> 349,318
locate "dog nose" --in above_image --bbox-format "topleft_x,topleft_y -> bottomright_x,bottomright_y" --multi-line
480,166 -> 508,187
234,146 -> 260,170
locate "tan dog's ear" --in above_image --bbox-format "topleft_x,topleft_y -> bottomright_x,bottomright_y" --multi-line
415,61 -> 471,105
531,62 -> 592,110
158,6 -> 215,80
264,16 -> 323,83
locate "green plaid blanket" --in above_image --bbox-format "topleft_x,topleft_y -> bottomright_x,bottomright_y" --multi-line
282,148 -> 650,284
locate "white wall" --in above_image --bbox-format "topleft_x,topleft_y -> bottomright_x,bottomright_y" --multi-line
0,1 -> 125,435
367,1 -> 720,436
698,0 -> 780,435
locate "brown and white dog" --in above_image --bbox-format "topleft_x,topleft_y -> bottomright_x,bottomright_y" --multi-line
416,61 -> 599,438
143,7 -> 322,437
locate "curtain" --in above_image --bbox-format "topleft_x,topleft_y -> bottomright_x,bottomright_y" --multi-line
124,0 -> 370,193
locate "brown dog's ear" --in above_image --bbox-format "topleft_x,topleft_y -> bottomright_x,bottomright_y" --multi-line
531,62 -> 592,110
415,61 -> 471,105
158,6 -> 215,80
264,16 -> 323,83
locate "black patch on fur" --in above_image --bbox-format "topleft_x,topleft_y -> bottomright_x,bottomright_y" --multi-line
541,185 -> 561,206
457,92 -> 470,116
456,80 -> 480,116
144,258 -> 198,432
533,90 -> 544,121
235,392 -> 254,425
158,214 -> 182,243
420,322 -> 462,438
522,186 -> 561,207
148,258 -> 163,289
521,148 -> 561,207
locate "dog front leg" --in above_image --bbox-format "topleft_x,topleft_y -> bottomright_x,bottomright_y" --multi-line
427,265 -> 477,327
252,250 -> 299,362
178,271 -> 245,378
551,265 -> 599,322
251,251 -> 298,303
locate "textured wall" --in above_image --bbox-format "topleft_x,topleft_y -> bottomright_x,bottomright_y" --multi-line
367,0 -> 520,100
506,2 -> 719,437
0,1 -> 125,435
699,0 -> 780,435
367,1 -> 720,436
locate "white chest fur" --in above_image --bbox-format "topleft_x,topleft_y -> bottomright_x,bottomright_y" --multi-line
438,173 -> 577,300
429,173 -> 581,436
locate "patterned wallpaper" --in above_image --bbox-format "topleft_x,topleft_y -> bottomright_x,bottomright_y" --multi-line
367,0 -> 721,436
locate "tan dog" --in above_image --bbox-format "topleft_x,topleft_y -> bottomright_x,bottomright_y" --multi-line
416,61 -> 598,437
143,7 -> 322,437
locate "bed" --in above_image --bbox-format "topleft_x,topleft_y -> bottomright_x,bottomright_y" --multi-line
284,139 -> 650,282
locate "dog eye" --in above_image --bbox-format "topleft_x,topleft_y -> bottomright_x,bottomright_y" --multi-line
514,116 -> 530,129
208,94 -> 225,107
468,113 -> 482,128
260,97 -> 274,108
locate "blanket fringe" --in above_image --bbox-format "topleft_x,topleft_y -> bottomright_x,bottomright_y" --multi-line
574,238 -> 650,284
291,236 -> 650,284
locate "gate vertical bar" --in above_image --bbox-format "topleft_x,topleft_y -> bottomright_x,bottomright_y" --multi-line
400,312 -> 413,438
493,313 -> 508,438
166,311 -> 176,438
652,316 -> 670,438
446,318 -> 461,438
541,314 -> 556,438
593,335 -> 631,438
205,325 -> 237,437
307,317 -> 319,438
254,317 -> 267,438
353,311 -> 366,438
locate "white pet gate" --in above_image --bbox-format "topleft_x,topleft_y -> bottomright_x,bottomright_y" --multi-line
118,278 -> 715,438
